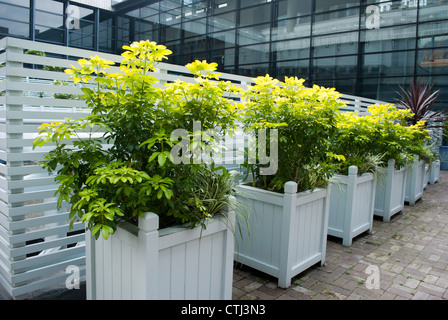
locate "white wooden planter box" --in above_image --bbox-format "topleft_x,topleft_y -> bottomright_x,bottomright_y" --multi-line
374,159 -> 407,222
429,160 -> 440,184
234,182 -> 330,288
405,156 -> 425,206
328,166 -> 376,246
85,208 -> 236,300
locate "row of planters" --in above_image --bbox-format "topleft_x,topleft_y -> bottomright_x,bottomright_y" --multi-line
33,41 -> 445,299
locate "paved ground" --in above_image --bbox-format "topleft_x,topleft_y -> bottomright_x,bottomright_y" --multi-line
1,171 -> 447,300
233,170 -> 448,300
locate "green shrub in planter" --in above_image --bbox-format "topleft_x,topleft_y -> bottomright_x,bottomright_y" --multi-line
240,76 -> 344,192
33,40 -> 242,240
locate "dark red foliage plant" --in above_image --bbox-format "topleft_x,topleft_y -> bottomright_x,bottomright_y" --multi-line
396,77 -> 448,128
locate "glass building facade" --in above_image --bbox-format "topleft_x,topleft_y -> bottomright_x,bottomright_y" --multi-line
1,0 -> 447,107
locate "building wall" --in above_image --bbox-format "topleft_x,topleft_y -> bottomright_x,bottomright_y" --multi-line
0,0 -> 447,107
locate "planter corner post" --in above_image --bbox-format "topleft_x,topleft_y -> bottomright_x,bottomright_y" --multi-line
278,181 -> 297,288
138,212 -> 160,300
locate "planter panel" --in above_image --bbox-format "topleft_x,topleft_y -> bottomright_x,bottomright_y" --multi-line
86,209 -> 235,300
429,160 -> 440,184
235,183 -> 330,288
374,159 -> 407,222
329,166 -> 376,246
423,163 -> 429,190
405,157 -> 425,206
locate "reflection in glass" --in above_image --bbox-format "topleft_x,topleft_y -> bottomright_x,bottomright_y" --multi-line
273,39 -> 310,61
276,59 -> 310,80
278,0 -> 312,19
210,30 -> 236,49
359,76 -> 414,102
361,26 -> 416,53
312,55 -> 358,80
238,63 -> 269,78
418,21 -> 448,49
313,32 -> 358,57
183,18 -> 207,38
315,0 -> 359,13
239,44 -> 270,65
212,0 -> 237,14
313,10 -> 359,35
238,24 -> 270,46
0,19 -> 29,37
417,47 -> 448,75
271,16 -> 311,40
239,5 -> 271,27
419,0 -> 448,22
361,51 -> 415,78
360,4 -> 417,29
208,12 -> 236,32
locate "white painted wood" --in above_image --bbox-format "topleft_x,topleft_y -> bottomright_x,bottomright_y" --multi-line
328,166 -> 376,246
423,163 -> 429,190
235,182 -> 330,288
374,159 -> 407,222
429,160 -> 440,184
405,156 -> 425,206
86,205 -> 236,300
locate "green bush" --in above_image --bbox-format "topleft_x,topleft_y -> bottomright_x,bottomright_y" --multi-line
332,104 -> 431,173
240,75 -> 344,193
33,41 -> 241,240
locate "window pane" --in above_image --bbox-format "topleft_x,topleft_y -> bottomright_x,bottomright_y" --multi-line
35,25 -> 64,43
360,4 -> 417,29
69,32 -> 94,49
212,0 -> 237,14
312,55 -> 358,80
211,48 -> 235,68
208,12 -> 236,32
314,78 -> 357,96
0,0 -> 29,6
271,16 -> 311,40
183,18 -> 207,37
361,26 -> 416,53
238,24 -> 270,46
358,76 -> 414,102
315,0 -> 360,13
240,0 -> 269,8
417,75 -> 448,105
361,51 -> 415,78
210,30 -> 236,49
418,21 -> 448,49
239,44 -> 270,64
0,3 -> 29,23
35,11 -> 64,29
160,25 -> 182,42
417,48 -> 448,76
239,4 -> 271,27
273,39 -> 310,61
134,20 -> 158,42
35,0 -> 63,12
419,0 -> 448,22
313,32 -> 358,57
238,63 -> 269,78
313,9 -> 359,36
278,0 -> 312,19
0,19 -> 29,37
183,35 -> 207,53
276,59 -> 310,80
183,0 -> 207,20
